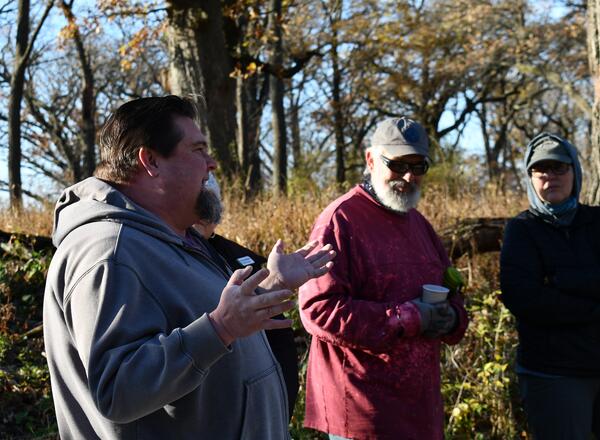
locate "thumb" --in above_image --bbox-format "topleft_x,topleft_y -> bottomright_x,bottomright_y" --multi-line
227,266 -> 253,286
272,239 -> 285,254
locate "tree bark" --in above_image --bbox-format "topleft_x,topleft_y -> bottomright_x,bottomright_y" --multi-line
236,74 -> 264,195
166,0 -> 238,177
289,89 -> 302,170
7,0 -> 30,211
7,0 -> 52,210
587,0 -> 600,205
270,0 -> 287,196
60,0 -> 96,179
330,8 -> 345,185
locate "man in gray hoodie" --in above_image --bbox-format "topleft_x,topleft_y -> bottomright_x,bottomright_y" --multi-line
43,95 -> 334,439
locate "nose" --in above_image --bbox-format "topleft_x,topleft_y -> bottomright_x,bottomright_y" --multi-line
401,170 -> 417,183
206,153 -> 217,171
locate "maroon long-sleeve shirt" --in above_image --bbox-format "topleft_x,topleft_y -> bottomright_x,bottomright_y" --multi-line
299,185 -> 468,439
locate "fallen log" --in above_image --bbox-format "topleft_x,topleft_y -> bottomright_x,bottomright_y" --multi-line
0,230 -> 53,255
0,217 -> 509,261
440,217 -> 508,260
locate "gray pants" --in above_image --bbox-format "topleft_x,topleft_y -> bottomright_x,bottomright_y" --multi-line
519,374 -> 600,440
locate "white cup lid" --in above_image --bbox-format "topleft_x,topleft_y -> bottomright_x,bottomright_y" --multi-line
422,284 -> 449,293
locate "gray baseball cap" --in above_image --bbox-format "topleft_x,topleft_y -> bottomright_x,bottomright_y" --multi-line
371,117 -> 430,159
528,139 -> 572,169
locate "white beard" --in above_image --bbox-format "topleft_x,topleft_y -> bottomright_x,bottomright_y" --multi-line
371,177 -> 421,213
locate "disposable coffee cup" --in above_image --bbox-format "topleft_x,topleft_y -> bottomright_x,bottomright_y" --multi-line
422,284 -> 449,304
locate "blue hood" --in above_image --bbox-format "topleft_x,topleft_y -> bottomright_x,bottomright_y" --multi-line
523,132 -> 582,226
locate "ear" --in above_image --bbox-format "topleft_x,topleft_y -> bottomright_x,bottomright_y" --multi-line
365,148 -> 375,172
138,147 -> 160,177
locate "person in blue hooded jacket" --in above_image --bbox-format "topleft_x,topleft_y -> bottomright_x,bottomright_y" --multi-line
500,132 -> 600,439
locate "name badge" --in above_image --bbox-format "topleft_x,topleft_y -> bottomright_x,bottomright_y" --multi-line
237,256 -> 255,266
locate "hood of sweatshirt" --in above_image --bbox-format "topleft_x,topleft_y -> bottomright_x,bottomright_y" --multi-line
52,177 -> 189,249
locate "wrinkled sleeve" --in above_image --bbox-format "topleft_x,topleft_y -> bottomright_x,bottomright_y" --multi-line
65,259 -> 230,424
299,212 -> 421,353
500,218 -> 600,324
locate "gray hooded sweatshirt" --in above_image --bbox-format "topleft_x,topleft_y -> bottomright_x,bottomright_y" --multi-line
43,177 -> 289,439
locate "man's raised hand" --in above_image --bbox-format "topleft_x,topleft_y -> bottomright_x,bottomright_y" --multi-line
209,267 -> 295,346
261,239 -> 335,291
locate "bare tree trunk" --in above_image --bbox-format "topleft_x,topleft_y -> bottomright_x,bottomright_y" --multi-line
289,89 -> 302,170
233,7 -> 270,196
7,0 -> 29,210
7,0 -> 52,210
331,24 -> 345,184
587,0 -> 600,205
236,76 -> 250,184
60,0 -> 96,178
236,74 -> 264,195
81,58 -> 96,177
271,78 -> 287,195
321,0 -> 346,185
270,0 -> 287,196
166,0 -> 238,178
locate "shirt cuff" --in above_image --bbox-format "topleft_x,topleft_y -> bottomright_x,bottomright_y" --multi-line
179,313 -> 232,372
395,302 -> 422,337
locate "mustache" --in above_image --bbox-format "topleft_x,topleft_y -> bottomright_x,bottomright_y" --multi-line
389,180 -> 417,192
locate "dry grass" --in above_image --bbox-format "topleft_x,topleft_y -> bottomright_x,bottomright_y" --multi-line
0,181 -> 528,245
0,203 -> 54,237
420,182 -> 528,229
217,186 -> 341,256
217,181 -> 528,255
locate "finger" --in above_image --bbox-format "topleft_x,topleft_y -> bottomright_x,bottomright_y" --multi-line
240,268 -> 270,295
296,239 -> 319,257
308,249 -> 336,267
305,245 -> 333,262
258,299 -> 296,319
252,289 -> 294,310
261,317 -> 294,331
310,261 -> 334,278
227,266 -> 254,287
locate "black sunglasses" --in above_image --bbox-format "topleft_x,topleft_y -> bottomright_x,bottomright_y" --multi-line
528,161 -> 571,177
380,155 -> 429,176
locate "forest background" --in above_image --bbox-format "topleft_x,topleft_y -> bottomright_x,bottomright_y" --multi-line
1,0 -> 600,438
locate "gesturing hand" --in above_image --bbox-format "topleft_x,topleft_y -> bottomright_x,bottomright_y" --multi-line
209,267 -> 295,346
260,239 -> 336,291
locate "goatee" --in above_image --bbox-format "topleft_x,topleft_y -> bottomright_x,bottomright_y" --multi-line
194,187 -> 223,224
372,178 -> 421,213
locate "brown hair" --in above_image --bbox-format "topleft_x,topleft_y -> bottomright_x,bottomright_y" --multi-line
95,95 -> 197,183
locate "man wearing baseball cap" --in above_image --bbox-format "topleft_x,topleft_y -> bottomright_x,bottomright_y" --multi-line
299,117 -> 468,439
